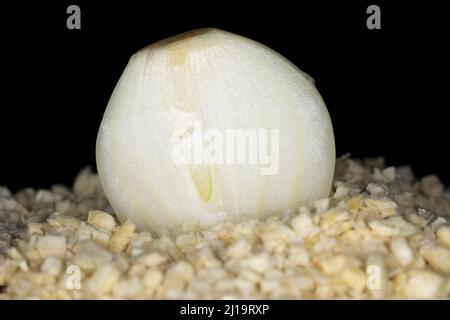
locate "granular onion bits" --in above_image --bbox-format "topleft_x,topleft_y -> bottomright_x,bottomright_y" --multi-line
0,157 -> 449,299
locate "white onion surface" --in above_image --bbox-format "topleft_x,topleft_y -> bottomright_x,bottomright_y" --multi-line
96,28 -> 335,231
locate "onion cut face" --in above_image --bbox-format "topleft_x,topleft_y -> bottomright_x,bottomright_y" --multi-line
96,28 -> 335,232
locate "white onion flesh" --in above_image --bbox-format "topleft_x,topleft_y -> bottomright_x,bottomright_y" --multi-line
96,28 -> 335,232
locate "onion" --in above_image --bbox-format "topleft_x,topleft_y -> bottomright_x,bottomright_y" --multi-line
96,28 -> 335,231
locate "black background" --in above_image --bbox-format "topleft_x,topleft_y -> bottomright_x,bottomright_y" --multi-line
1,2 -> 449,192
0,299 -> 445,319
